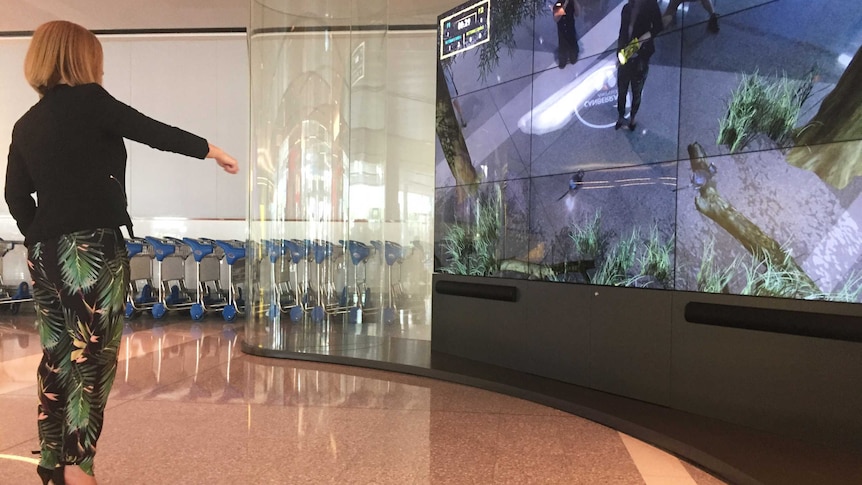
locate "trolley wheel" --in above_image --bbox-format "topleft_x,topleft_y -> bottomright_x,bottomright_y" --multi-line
152,303 -> 167,320
14,281 -> 31,299
383,307 -> 397,324
223,304 -> 237,322
190,303 -> 205,321
348,307 -> 361,324
311,305 -> 325,323
289,306 -> 303,322
125,302 -> 139,319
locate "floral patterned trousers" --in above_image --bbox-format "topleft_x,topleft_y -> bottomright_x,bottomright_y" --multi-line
28,228 -> 129,475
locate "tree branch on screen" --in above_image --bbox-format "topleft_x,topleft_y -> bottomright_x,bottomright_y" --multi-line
688,142 -> 821,298
788,45 -> 862,189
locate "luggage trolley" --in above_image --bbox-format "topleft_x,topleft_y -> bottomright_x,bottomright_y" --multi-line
125,237 -> 158,318
283,239 -> 311,322
323,240 -> 351,318
0,239 -> 32,314
375,240 -> 421,324
145,236 -> 195,319
212,239 -> 246,322
309,240 -> 346,322
340,240 -> 376,324
263,239 -> 293,320
183,237 -> 230,321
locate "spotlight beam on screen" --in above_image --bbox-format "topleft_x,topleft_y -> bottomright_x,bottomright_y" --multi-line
517,1 -> 626,135
519,60 -> 620,134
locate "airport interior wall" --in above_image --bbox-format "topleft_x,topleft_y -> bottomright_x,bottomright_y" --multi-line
0,33 -> 249,284
0,29 -> 438,304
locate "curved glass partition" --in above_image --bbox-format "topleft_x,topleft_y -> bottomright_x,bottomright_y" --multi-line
246,0 -> 435,361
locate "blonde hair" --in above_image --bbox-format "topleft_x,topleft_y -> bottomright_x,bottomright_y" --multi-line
24,20 -> 103,96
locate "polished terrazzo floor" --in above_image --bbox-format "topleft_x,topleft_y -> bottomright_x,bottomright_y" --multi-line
0,311 -> 725,484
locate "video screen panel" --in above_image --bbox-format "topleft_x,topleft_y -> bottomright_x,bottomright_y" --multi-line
435,0 -> 862,303
674,0 -> 862,300
529,162 -> 677,286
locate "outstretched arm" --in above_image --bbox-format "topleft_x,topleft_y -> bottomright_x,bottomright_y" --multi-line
91,84 -> 240,174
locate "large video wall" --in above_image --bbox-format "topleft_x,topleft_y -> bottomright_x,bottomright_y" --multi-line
434,0 -> 862,302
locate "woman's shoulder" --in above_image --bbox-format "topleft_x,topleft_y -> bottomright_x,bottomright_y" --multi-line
62,83 -> 119,111
13,97 -> 43,132
15,84 -> 113,129
40,82 -> 109,102
70,82 -> 111,97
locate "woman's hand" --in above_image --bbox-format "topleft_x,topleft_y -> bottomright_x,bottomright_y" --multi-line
207,143 -> 240,174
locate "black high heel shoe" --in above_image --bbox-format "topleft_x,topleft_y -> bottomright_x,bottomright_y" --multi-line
36,464 -> 65,484
37,465 -> 51,484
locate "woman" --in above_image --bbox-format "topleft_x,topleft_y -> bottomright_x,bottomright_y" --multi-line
4,21 -> 239,485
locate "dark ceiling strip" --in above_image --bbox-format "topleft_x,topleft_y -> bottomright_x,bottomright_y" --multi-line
250,24 -> 435,35
92,27 -> 247,35
0,27 -> 247,37
390,24 -> 436,31
0,24 -> 435,38
0,31 -> 34,37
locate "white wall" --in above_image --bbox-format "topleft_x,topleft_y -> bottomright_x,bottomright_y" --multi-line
0,33 -> 249,283
0,33 -> 249,242
0,38 -> 38,240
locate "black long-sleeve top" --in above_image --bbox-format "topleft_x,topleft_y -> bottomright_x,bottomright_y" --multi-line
5,83 -> 209,245
618,0 -> 663,60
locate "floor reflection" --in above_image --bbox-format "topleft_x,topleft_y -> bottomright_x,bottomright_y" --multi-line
1,311 -> 433,404
0,311 -> 724,484
245,307 -> 432,367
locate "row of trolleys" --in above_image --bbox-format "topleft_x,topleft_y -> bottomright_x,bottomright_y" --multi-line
0,237 -> 244,320
126,237 -> 420,323
126,237 -> 246,321
263,238 -> 420,324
